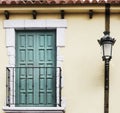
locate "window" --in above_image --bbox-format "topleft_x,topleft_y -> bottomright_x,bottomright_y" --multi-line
3,19 -> 67,113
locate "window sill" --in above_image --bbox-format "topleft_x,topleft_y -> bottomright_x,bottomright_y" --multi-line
3,106 -> 65,113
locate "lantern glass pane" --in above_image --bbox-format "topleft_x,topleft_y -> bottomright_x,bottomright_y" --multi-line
103,43 -> 112,58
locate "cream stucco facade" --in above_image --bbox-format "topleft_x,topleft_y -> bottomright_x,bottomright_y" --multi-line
0,4 -> 120,113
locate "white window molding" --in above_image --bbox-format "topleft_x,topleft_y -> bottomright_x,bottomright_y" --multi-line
3,107 -> 65,113
4,20 -> 67,66
3,19 -> 67,113
4,20 -> 67,29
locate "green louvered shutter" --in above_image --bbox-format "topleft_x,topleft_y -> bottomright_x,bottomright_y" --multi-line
15,30 -> 56,107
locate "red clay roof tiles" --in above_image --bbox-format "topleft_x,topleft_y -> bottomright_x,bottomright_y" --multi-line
0,0 -> 119,5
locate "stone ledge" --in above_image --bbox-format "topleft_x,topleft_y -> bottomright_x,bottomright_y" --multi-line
3,106 -> 65,113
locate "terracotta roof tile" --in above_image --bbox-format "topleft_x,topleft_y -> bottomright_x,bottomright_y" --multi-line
84,0 -> 90,3
67,0 -> 75,4
92,0 -> 98,3
98,0 -> 106,3
75,0 -> 83,4
11,0 -> 17,4
49,0 -> 56,4
108,0 -> 120,3
0,0 -> 119,5
59,0 -> 66,4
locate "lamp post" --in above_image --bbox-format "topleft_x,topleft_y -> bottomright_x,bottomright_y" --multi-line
98,32 -> 115,113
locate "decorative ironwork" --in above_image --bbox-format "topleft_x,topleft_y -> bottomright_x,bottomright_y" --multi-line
6,68 -> 10,106
6,67 -> 62,107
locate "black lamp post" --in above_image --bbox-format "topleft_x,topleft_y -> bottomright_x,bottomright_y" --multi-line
98,3 -> 116,113
98,32 -> 115,113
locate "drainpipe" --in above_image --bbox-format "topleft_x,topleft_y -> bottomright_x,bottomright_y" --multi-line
104,3 -> 110,35
104,3 -> 110,113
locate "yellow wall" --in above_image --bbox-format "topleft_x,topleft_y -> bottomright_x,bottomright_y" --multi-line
64,14 -> 104,113
0,6 -> 120,113
0,15 -> 8,113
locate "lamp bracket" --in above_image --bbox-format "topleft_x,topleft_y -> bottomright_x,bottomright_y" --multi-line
60,10 -> 65,19
89,10 -> 94,19
4,10 -> 10,20
32,10 -> 37,19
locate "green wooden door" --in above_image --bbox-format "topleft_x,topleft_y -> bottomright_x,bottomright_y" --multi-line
15,30 -> 56,107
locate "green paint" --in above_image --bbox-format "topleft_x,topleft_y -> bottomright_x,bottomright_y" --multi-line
15,30 -> 56,107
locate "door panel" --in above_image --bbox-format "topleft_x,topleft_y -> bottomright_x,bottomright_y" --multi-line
15,30 -> 56,107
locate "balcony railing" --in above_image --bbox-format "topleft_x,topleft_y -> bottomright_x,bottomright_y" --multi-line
6,67 -> 62,107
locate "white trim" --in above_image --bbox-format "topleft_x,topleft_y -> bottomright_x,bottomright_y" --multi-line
4,20 -> 67,29
6,29 -> 15,47
57,28 -> 65,47
3,107 -> 65,113
4,19 -> 67,112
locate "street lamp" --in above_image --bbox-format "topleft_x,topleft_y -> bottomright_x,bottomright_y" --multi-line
98,31 -> 116,113
98,32 -> 116,61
